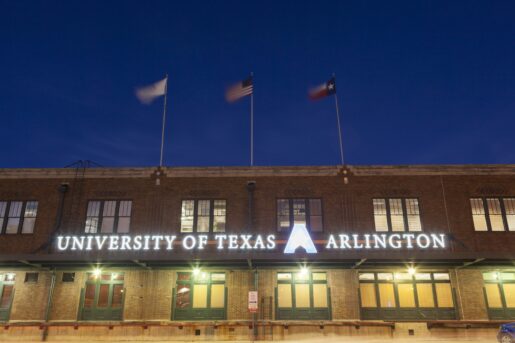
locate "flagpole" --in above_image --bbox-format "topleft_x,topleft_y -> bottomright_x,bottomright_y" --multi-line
250,72 -> 254,167
333,74 -> 344,166
159,74 -> 168,167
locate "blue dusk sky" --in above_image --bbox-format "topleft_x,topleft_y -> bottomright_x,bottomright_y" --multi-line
1,0 -> 514,168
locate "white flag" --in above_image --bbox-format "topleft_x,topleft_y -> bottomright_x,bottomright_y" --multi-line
135,77 -> 167,104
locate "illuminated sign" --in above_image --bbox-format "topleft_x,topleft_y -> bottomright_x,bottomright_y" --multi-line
56,225 -> 447,253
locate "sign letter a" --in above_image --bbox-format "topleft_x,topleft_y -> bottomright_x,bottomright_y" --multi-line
284,224 -> 317,254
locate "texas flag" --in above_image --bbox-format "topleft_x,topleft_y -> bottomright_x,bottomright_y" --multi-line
308,77 -> 336,100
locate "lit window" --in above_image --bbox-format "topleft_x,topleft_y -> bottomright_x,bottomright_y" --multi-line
471,197 -> 515,232
276,199 -> 323,232
373,198 -> 422,232
180,200 -> 226,233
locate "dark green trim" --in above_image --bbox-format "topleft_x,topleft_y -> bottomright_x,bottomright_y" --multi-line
173,272 -> 227,321
483,273 -> 515,320
79,273 -> 125,321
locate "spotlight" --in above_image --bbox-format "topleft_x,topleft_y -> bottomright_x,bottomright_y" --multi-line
93,268 -> 102,279
193,267 -> 200,276
407,267 -> 416,276
299,266 -> 309,277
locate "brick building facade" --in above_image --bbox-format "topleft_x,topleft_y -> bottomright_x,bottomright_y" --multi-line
0,164 -> 514,341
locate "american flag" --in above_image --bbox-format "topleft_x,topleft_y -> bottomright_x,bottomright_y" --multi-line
225,76 -> 253,102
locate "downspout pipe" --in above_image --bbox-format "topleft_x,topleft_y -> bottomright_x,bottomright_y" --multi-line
42,269 -> 56,341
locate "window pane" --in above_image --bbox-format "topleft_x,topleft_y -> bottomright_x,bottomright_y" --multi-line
86,201 -> 101,216
406,198 -> 422,232
210,284 -> 225,308
117,217 -> 130,233
175,285 -> 190,309
293,199 -> 306,226
485,284 -> 503,308
197,200 -> 211,233
118,201 -> 132,216
277,284 -> 292,308
85,201 -> 101,233
103,201 -> 116,216
213,200 -> 226,232
389,199 -> 405,232
487,198 -> 504,231
180,200 -> 194,232
5,218 -> 20,234
373,199 -> 388,232
397,284 -> 416,308
309,199 -> 323,232
313,284 -> 328,307
277,199 -> 290,231
470,198 -> 487,231
84,284 -> 96,308
501,273 -> 515,281
295,272 -> 309,281
100,217 -> 115,233
0,202 -> 6,218
417,284 -> 435,307
503,284 -> 515,307
483,272 -> 499,281
192,284 -> 208,308
377,273 -> 393,281
0,285 -> 13,309
394,273 -> 412,280
277,273 -> 292,281
112,285 -> 123,308
360,284 -> 377,307
24,201 -> 38,218
97,284 -> 109,307
211,273 -> 226,282
433,273 -> 450,281
21,218 -> 36,234
359,273 -> 375,281
379,284 -> 396,308
414,273 -> 431,280
295,284 -> 310,307
312,272 -> 327,281
435,283 -> 454,307
504,198 -> 515,231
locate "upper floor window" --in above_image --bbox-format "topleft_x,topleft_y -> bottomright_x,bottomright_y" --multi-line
471,197 -> 515,232
85,200 -> 132,234
277,198 -> 323,232
373,198 -> 421,232
0,200 -> 38,234
180,199 -> 226,233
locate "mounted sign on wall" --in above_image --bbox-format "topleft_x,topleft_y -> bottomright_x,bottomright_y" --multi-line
56,224 -> 447,253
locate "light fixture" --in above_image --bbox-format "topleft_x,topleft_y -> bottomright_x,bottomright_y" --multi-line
93,268 -> 102,279
6,273 -> 14,281
192,267 -> 200,276
407,267 -> 416,276
299,266 -> 309,277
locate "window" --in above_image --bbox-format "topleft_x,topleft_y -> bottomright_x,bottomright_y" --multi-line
180,200 -> 226,233
471,197 -> 515,232
0,273 -> 15,321
62,272 -> 75,282
373,198 -> 421,232
276,199 -> 323,232
483,271 -> 515,319
358,272 -> 456,320
80,272 -> 124,320
84,200 -> 132,233
0,201 -> 38,234
276,271 -> 330,320
24,272 -> 39,283
174,272 -> 226,320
